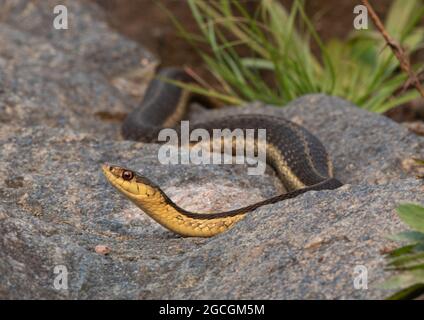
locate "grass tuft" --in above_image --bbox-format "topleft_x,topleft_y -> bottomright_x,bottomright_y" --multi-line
383,203 -> 424,300
168,0 -> 424,112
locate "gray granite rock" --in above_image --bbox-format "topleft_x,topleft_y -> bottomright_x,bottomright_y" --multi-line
0,0 -> 423,300
0,0 -> 157,140
0,0 -> 157,77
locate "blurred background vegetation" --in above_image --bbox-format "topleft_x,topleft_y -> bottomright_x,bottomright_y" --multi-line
95,0 -> 424,121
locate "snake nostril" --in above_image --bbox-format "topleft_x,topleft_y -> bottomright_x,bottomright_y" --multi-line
109,166 -> 113,171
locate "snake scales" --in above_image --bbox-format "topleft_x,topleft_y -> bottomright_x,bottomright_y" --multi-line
102,68 -> 342,237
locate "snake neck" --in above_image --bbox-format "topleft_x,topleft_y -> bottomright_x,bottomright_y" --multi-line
122,177 -> 341,238
129,190 -> 246,237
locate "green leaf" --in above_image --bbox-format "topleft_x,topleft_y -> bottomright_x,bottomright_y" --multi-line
372,90 -> 421,113
382,270 -> 424,290
158,76 -> 244,106
387,252 -> 424,270
397,204 -> 424,233
413,158 -> 424,166
388,244 -> 419,258
389,231 -> 424,243
386,283 -> 424,300
240,58 -> 275,70
385,202 -> 424,299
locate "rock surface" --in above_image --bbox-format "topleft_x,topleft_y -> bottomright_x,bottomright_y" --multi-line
0,0 -> 424,299
0,0 -> 157,141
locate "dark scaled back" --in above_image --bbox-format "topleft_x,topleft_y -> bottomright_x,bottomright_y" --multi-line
122,68 -> 193,141
122,67 -> 339,190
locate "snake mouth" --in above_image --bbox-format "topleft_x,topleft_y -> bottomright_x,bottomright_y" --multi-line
101,163 -> 122,183
101,163 -> 111,175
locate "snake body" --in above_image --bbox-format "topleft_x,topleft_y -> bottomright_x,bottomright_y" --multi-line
102,68 -> 342,237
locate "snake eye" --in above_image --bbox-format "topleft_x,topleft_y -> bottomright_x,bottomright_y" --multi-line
122,170 -> 134,181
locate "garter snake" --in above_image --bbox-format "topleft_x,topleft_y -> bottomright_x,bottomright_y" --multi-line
102,68 -> 342,237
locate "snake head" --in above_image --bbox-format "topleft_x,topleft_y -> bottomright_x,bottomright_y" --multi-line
101,164 -> 160,202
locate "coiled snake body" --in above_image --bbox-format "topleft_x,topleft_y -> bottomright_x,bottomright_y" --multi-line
102,68 -> 342,237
